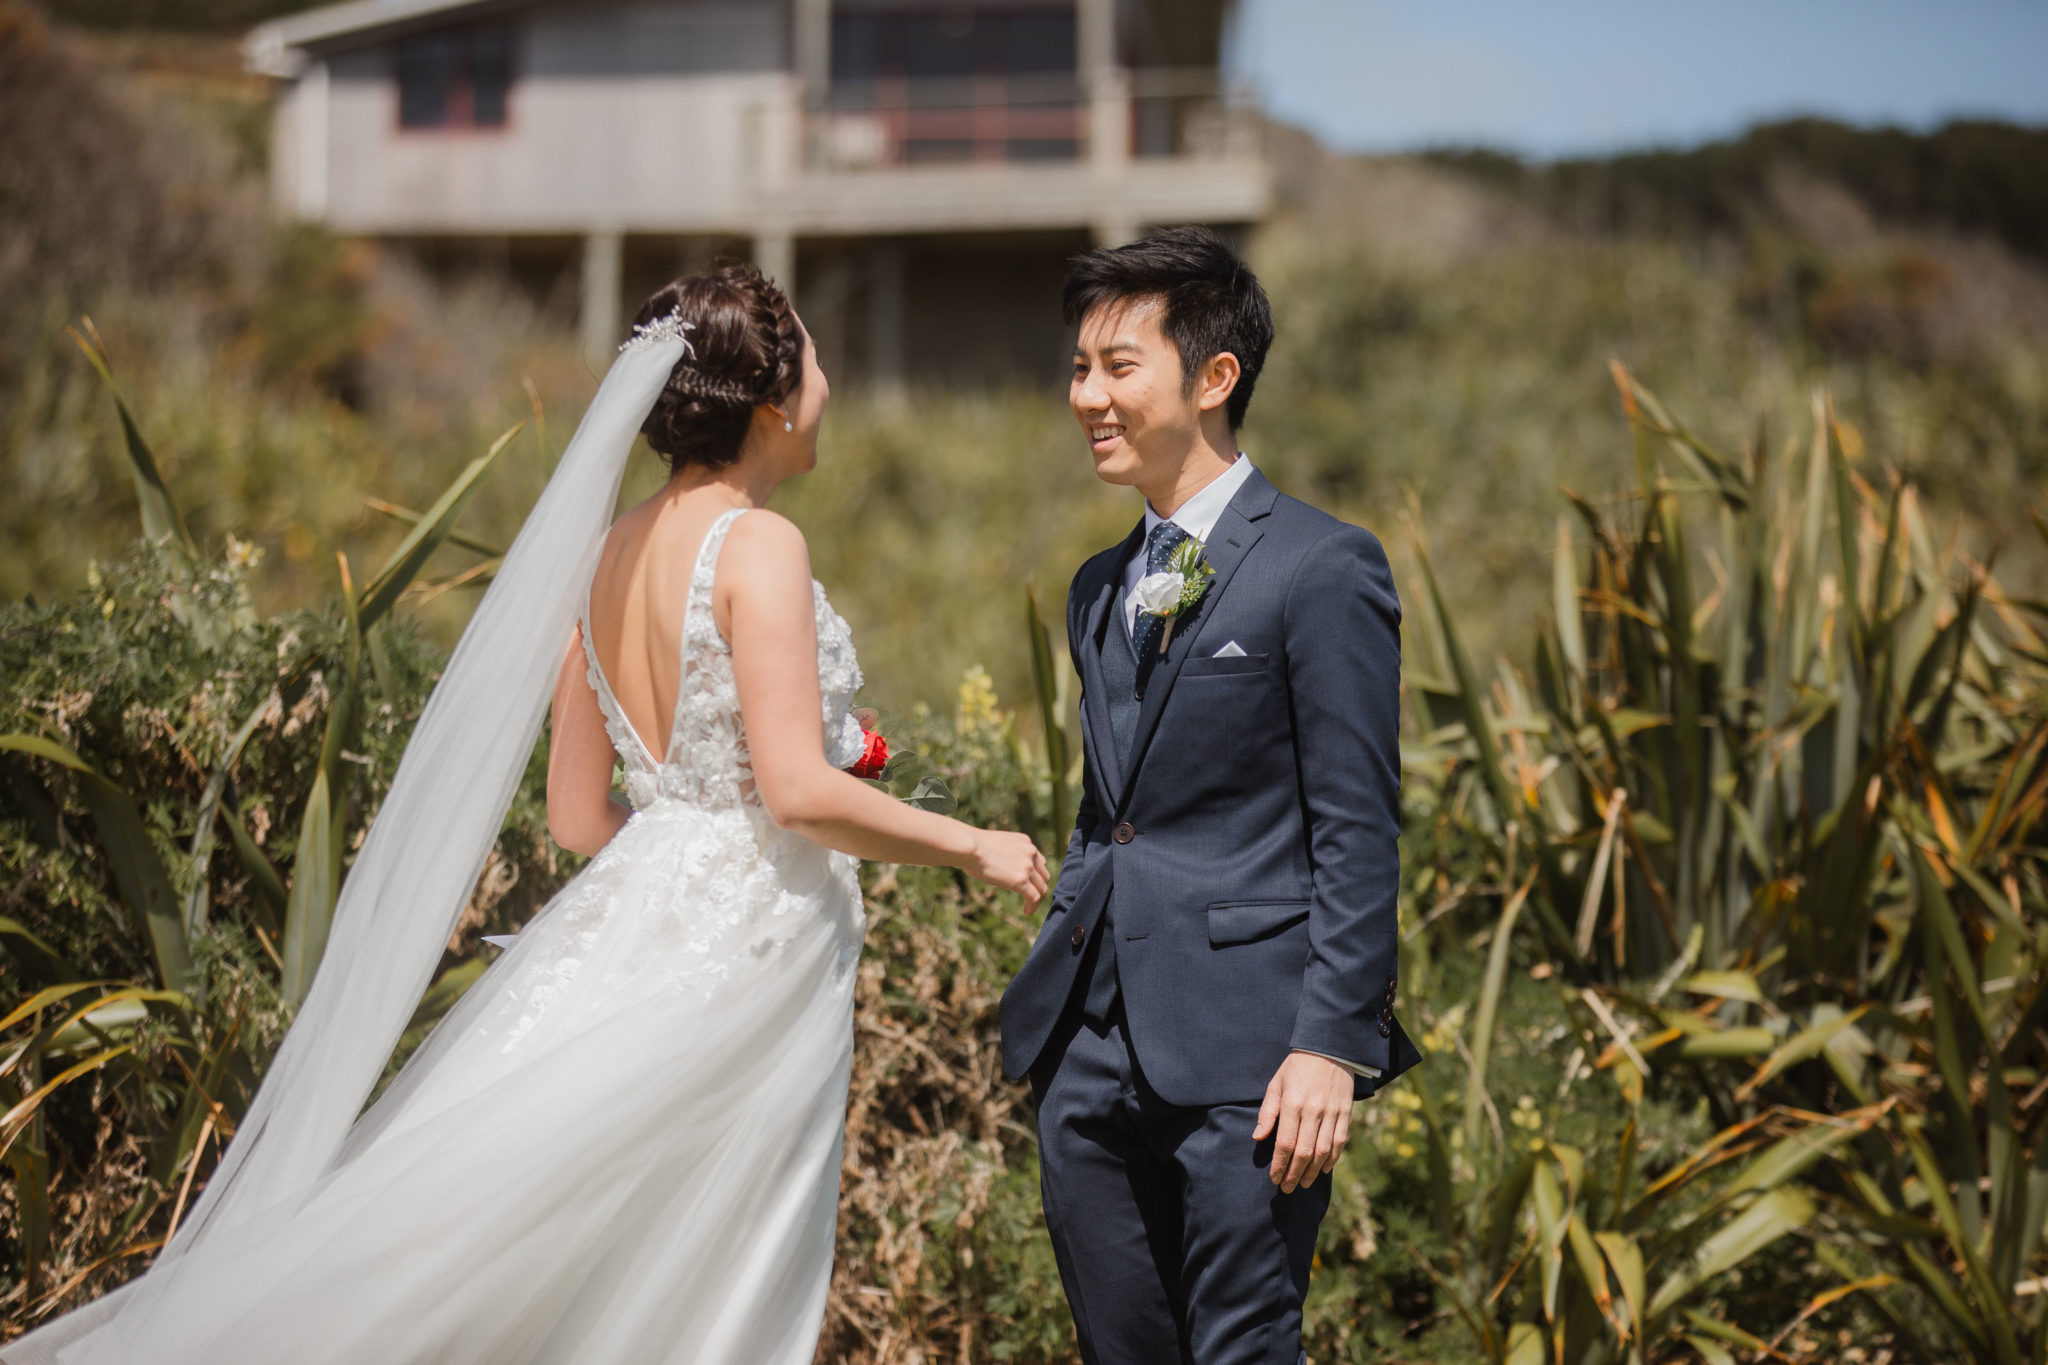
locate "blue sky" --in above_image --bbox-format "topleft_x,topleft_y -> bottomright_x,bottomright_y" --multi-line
1224,0 -> 2048,159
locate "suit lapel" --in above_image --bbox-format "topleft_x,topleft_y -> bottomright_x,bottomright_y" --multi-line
1080,520 -> 1143,805
1114,468 -> 1278,814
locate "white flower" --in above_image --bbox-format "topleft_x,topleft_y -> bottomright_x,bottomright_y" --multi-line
1135,572 -> 1184,616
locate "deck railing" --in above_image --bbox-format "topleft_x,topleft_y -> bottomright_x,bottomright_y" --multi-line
802,68 -> 1259,172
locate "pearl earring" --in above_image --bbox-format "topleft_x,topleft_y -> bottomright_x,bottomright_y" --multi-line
784,420 -> 794,432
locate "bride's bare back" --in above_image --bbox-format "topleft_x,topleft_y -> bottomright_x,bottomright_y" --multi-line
544,485 -> 760,855
582,488 -> 742,759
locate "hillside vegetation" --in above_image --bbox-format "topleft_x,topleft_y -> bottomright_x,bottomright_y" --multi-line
1428,118 -> 2048,264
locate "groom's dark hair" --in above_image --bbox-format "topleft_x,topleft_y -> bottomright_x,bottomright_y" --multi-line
1061,225 -> 1274,429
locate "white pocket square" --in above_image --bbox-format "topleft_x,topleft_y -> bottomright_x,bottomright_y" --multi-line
1212,641 -> 1248,658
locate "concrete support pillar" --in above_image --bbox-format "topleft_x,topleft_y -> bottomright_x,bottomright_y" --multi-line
1079,0 -> 1127,176
580,229 -> 623,373
794,0 -> 832,108
289,60 -> 331,220
1082,0 -> 1130,251
752,228 -> 796,298
1089,65 -> 1132,171
867,239 -> 906,403
1077,0 -> 1117,81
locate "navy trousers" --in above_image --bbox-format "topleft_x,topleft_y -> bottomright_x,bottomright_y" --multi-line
1030,1003 -> 1329,1365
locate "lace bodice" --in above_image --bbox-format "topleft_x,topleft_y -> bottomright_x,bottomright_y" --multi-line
579,508 -> 866,812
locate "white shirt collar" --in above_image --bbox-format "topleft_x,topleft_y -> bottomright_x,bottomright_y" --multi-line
1143,454 -> 1255,547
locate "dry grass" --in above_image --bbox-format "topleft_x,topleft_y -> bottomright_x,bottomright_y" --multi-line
826,886 -> 1034,1362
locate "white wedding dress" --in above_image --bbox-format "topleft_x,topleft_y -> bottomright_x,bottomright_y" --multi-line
28,507 -> 869,1363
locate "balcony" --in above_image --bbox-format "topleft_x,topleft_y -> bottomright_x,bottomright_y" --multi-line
813,73 -> 1085,167
805,68 -> 1259,171
752,68 -> 1269,240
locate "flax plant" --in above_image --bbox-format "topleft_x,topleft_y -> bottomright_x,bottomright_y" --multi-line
0,324 -> 525,1321
1397,367 -> 2047,1359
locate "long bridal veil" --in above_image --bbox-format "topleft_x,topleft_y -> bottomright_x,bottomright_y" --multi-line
6,318 -> 696,1363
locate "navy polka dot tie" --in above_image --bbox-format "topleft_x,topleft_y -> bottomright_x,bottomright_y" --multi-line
1131,521 -> 1191,663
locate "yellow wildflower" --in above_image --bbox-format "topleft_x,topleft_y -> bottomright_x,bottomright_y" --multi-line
957,665 -> 1001,733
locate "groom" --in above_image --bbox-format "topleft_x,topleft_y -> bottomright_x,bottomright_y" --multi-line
1000,227 -> 1420,1363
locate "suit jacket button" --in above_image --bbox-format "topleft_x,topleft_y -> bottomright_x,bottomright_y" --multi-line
1113,822 -> 1135,844
1070,924 -> 1087,948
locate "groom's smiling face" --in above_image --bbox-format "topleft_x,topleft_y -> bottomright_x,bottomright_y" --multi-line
1070,297 -> 1201,489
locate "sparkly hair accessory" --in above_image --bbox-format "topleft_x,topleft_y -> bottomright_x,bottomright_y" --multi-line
620,310 -> 697,356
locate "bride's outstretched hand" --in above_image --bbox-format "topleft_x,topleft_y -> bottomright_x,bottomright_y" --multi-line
964,829 -> 1049,905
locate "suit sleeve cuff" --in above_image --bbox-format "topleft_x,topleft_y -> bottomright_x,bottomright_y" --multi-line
1293,1047 -> 1381,1079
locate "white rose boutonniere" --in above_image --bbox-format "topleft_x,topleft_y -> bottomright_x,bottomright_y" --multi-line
1134,572 -> 1184,616
1139,538 -> 1216,654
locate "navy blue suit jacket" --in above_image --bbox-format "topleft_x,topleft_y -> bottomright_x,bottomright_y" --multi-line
1000,467 -> 1422,1107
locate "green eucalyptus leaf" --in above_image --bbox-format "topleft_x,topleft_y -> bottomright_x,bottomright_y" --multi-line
903,776 -> 957,814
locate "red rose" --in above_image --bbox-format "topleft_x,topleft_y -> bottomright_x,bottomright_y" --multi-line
850,726 -> 889,781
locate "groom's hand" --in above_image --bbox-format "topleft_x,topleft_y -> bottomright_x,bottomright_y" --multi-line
1254,1051 -> 1355,1192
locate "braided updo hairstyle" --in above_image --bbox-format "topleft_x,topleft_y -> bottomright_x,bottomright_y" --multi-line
633,264 -> 804,474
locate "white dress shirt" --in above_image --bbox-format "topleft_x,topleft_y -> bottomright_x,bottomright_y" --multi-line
1116,454 -> 1379,1081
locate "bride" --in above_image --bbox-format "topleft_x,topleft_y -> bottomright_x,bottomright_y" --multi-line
6,266 -> 1047,1364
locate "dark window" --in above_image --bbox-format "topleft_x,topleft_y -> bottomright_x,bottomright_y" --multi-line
470,31 -> 510,125
398,27 -> 513,129
826,7 -> 1080,163
397,36 -> 453,127
831,13 -> 885,82
831,8 -> 1077,84
904,14 -> 979,80
1005,14 -> 1076,75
